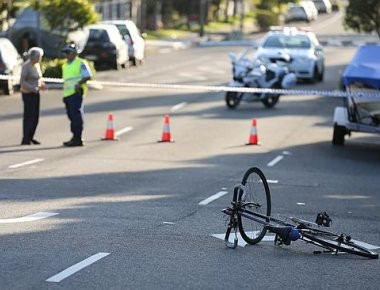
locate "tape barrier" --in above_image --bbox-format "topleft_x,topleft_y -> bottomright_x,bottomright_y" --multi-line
1,74 -> 380,100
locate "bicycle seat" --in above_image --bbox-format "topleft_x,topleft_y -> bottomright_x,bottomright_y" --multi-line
267,225 -> 300,245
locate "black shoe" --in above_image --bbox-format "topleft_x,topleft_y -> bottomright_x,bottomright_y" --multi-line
21,140 -> 31,145
63,139 -> 84,147
31,139 -> 41,145
63,138 -> 75,146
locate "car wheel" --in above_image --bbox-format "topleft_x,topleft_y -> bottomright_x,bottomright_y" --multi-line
225,91 -> 241,109
318,65 -> 324,82
332,124 -> 346,146
261,94 -> 280,108
131,57 -> 137,66
113,55 -> 122,70
311,65 -> 319,83
4,74 -> 14,95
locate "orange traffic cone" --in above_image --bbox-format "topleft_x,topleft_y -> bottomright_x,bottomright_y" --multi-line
247,118 -> 259,145
102,113 -> 118,141
159,114 -> 174,142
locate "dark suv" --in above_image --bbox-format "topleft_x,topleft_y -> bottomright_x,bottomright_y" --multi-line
80,24 -> 128,70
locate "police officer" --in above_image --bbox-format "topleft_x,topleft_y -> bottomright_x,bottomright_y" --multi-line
61,43 -> 92,147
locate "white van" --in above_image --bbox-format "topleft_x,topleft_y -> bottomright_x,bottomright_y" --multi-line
102,20 -> 145,66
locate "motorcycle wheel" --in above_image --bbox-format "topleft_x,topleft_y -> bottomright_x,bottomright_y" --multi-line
225,91 -> 241,109
261,94 -> 280,108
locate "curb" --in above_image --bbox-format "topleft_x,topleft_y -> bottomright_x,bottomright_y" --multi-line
198,39 -> 257,47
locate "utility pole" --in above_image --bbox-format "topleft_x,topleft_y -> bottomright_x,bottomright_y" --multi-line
199,0 -> 206,37
35,0 -> 41,47
239,0 -> 244,34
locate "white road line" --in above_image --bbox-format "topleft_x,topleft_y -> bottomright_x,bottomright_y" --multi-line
46,253 -> 110,283
9,158 -> 44,169
267,155 -> 284,167
0,212 -> 59,224
212,231 -> 275,247
267,180 -> 279,184
199,191 -> 228,205
115,126 -> 133,137
170,102 -> 187,112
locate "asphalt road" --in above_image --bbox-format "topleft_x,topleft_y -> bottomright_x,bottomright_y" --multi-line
1,10 -> 379,289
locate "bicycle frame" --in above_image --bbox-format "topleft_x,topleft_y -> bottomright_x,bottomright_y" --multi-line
222,168 -> 378,259
224,184 -> 351,251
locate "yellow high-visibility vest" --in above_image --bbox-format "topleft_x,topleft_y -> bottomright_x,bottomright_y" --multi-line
62,57 -> 88,97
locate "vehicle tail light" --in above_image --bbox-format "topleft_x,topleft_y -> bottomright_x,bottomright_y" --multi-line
0,61 -> 5,71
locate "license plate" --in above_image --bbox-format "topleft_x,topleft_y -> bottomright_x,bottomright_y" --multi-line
86,55 -> 97,60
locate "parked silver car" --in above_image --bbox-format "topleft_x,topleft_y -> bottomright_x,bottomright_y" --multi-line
255,27 -> 325,82
285,4 -> 313,23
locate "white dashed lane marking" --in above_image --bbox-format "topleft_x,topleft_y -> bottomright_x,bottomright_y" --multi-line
8,158 -> 44,169
170,102 -> 187,112
267,155 -> 284,167
46,253 -> 110,283
115,126 -> 133,137
212,231 -> 275,247
199,191 -> 228,205
0,212 -> 59,224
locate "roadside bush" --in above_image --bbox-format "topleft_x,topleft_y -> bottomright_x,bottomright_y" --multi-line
42,58 -> 96,78
255,9 -> 280,31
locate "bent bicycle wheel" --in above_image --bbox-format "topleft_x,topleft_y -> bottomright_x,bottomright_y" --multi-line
302,229 -> 378,259
238,167 -> 271,245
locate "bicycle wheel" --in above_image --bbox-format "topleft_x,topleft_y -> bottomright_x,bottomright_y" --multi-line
238,167 -> 271,245
302,229 -> 378,259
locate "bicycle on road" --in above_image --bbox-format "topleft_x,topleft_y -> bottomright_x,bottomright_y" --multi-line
222,167 -> 378,259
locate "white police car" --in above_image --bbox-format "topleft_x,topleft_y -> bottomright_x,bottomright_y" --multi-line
255,27 -> 324,82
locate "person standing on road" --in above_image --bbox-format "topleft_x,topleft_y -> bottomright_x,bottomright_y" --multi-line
20,47 -> 46,145
61,43 -> 92,147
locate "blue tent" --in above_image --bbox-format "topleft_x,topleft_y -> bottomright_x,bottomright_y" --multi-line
342,45 -> 380,90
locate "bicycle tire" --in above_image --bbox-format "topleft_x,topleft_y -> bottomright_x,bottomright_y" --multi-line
238,167 -> 271,245
302,229 -> 378,259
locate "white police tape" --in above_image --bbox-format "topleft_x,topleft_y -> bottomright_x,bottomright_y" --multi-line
1,74 -> 379,99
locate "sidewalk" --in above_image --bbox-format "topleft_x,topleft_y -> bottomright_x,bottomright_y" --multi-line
145,20 -> 261,53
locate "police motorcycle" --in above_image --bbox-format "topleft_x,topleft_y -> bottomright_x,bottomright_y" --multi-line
225,50 -> 297,109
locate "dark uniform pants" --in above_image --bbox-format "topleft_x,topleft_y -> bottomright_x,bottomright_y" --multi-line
22,92 -> 40,143
63,92 -> 83,139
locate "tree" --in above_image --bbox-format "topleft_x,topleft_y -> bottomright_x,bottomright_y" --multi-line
32,0 -> 98,45
344,0 -> 380,38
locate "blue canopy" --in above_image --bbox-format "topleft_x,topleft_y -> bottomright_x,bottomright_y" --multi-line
342,45 -> 380,90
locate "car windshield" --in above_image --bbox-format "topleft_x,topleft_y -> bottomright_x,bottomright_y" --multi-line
114,24 -> 132,38
263,35 -> 311,49
289,7 -> 305,14
88,29 -> 110,42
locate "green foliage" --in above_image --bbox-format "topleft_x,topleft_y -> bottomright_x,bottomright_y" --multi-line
344,0 -> 380,38
42,58 -> 95,78
32,0 -> 98,41
256,9 -> 280,31
41,58 -> 66,78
